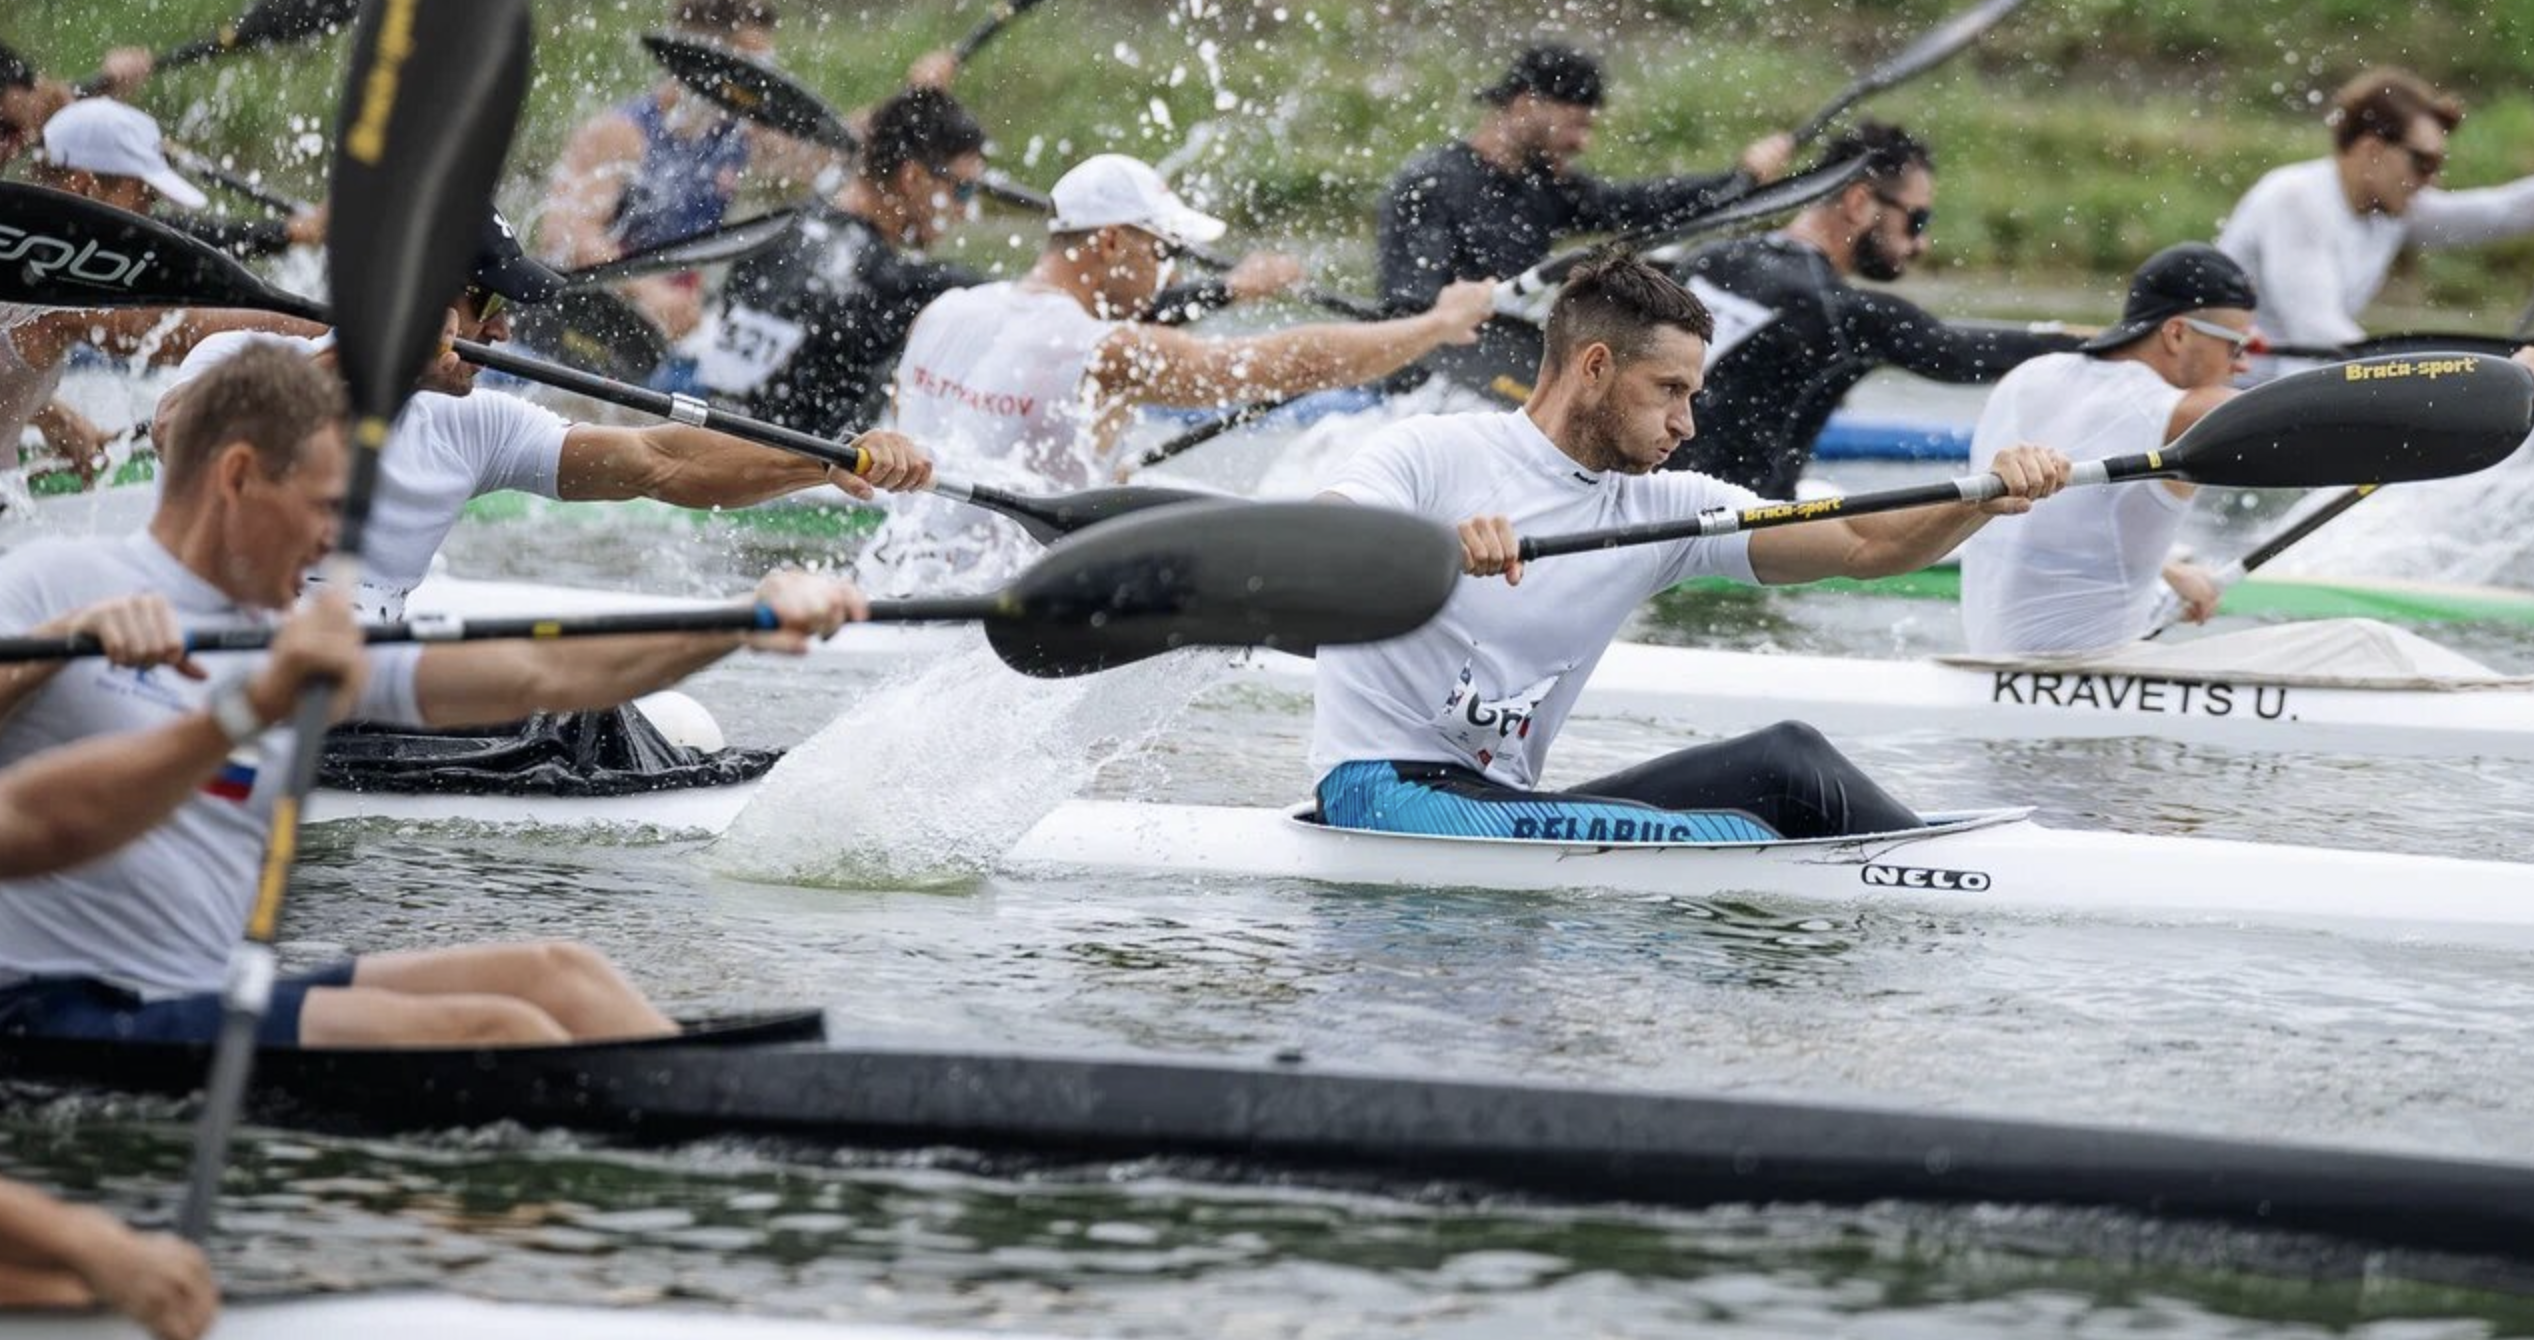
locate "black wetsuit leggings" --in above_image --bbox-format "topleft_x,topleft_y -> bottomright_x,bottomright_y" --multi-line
1317,722 -> 1922,842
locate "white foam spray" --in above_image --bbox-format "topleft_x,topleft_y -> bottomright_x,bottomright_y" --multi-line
703,636 -> 1227,889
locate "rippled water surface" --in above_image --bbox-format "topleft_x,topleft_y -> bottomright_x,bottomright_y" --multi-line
10,399 -> 2534,1335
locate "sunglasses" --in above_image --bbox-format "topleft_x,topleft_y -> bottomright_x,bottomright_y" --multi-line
1872,192 -> 1934,238
464,285 -> 509,322
2176,315 -> 2256,356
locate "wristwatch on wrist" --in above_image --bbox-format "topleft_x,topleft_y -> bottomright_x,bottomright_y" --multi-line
208,677 -> 268,746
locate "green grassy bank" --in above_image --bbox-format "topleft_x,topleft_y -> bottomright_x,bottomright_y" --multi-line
10,0 -> 2533,318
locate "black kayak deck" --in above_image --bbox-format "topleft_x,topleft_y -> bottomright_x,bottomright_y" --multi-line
6,1023 -> 2532,1263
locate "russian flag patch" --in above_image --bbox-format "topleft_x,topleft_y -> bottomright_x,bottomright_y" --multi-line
203,753 -> 257,803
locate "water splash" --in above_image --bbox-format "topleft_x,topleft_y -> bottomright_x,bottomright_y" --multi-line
702,638 -> 1225,890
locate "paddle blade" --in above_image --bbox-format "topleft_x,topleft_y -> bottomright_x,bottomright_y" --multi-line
0,183 -> 322,319
228,0 -> 364,52
510,287 -> 671,383
987,501 -> 1460,677
328,0 -> 532,426
641,32 -> 856,152
2169,353 -> 2534,488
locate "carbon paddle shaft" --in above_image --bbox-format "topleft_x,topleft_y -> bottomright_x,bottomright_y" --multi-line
179,0 -> 535,1243
0,609 -> 781,662
452,340 -> 1209,542
952,0 -> 1054,62
1522,476 -> 2000,560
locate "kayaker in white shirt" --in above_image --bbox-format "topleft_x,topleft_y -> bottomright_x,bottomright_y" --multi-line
2217,67 -> 2534,348
1960,243 -> 2256,655
0,343 -> 868,1051
888,153 -> 1495,561
1311,252 -> 2070,842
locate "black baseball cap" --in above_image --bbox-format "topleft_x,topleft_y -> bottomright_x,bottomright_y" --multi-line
1479,44 -> 1604,108
0,41 -> 35,90
472,209 -> 566,306
2080,242 -> 2259,353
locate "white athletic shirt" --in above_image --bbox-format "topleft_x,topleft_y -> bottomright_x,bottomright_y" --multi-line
2217,158 -> 2534,347
173,333 -> 568,617
1310,410 -> 1762,788
0,305 -> 71,452
1959,354 -> 2190,656
882,281 -> 1126,570
0,533 -> 423,998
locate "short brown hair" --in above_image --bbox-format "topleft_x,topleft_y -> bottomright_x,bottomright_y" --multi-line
2331,67 -> 2462,152
1543,249 -> 1713,373
159,343 -> 346,496
671,0 -> 777,33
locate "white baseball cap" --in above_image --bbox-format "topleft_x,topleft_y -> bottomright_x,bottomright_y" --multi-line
42,98 -> 208,210
1046,153 -> 1225,249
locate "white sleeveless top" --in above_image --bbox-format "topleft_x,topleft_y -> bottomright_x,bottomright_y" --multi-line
0,305 -> 72,452
1959,354 -> 2192,656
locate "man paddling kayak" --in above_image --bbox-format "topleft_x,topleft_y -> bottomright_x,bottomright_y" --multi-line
1661,122 -> 2078,497
886,152 -> 1492,568
1959,244 -> 2256,655
0,344 -> 864,1048
1376,44 -> 1793,313
702,88 -> 1303,440
166,210 -> 932,620
1312,253 -> 2069,840
2218,68 -> 2534,348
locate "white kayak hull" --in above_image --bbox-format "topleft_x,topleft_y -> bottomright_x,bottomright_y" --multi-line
6,1292 -> 1042,1339
411,577 -> 2534,762
318,779 -> 2534,943
1009,801 -> 2534,943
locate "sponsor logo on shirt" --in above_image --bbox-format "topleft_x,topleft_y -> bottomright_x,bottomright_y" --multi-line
1433,662 -> 1559,773
904,364 -> 1040,420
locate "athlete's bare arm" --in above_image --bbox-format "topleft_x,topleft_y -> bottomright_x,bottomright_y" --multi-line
0,595 -> 364,877
1748,443 -> 2073,585
1091,279 -> 1494,409
538,111 -> 647,267
413,570 -> 864,728
556,424 -> 931,506
0,1180 -> 217,1340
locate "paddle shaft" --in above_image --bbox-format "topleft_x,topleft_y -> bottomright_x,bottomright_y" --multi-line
0,599 -> 1062,662
178,0 -> 534,1243
76,0 -> 364,93
450,337 -> 1115,539
2147,484 -> 2378,633
1520,454 -> 2157,560
168,145 -> 310,216
952,0 -> 1054,62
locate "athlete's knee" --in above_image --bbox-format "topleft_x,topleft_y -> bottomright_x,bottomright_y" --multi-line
515,941 -> 625,997
1752,719 -> 1839,761
416,996 -> 570,1046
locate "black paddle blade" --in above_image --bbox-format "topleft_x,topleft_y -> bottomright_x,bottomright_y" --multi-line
641,32 -> 855,152
2169,353 -> 2534,488
563,208 -> 801,287
228,0 -> 363,52
510,287 -> 672,383
975,482 -> 1221,545
329,0 -> 532,430
0,183 -> 322,320
987,501 -> 1461,677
